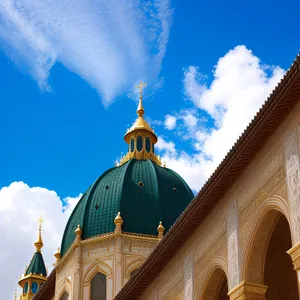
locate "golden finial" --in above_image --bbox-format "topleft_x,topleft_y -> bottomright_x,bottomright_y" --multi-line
135,80 -> 147,116
54,247 -> 61,263
114,212 -> 123,235
157,221 -> 165,241
34,216 -> 44,252
74,224 -> 82,242
14,289 -> 17,300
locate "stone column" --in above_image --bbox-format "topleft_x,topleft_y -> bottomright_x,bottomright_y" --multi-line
287,243 -> 300,297
228,281 -> 268,300
113,212 -> 124,297
72,245 -> 82,300
227,200 -> 241,291
72,225 -> 83,300
184,252 -> 194,300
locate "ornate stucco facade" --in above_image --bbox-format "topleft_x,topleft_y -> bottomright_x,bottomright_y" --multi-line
53,218 -> 162,300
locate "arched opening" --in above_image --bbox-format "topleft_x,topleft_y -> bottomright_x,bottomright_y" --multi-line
130,268 -> 140,278
145,137 -> 151,153
23,282 -> 28,294
137,136 -> 143,152
91,272 -> 106,300
202,268 -> 229,300
130,138 -> 134,152
245,209 -> 298,299
60,291 -> 69,300
31,281 -> 38,294
264,214 -> 298,299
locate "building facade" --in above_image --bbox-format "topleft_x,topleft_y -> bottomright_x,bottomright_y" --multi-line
115,54 -> 300,300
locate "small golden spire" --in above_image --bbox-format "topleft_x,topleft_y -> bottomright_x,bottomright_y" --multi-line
135,80 -> 147,117
157,221 -> 165,241
14,289 -> 17,300
34,216 -> 44,252
54,247 -> 61,263
74,224 -> 82,242
114,212 -> 123,235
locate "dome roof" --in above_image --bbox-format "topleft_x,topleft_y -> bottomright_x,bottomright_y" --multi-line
25,252 -> 47,277
61,159 -> 193,256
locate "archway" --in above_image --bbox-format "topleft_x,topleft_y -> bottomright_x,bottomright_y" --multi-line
245,209 -> 298,299
202,268 -> 229,300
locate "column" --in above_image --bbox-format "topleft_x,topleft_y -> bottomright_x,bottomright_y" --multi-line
287,243 -> 300,297
228,281 -> 268,300
114,236 -> 123,296
227,200 -> 241,291
184,252 -> 194,300
72,245 -> 82,300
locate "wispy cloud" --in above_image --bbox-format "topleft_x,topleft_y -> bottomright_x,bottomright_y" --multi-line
158,46 -> 285,191
0,0 -> 172,105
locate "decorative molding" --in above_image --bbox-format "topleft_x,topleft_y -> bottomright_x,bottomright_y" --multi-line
228,281 -> 267,300
287,242 -> 300,270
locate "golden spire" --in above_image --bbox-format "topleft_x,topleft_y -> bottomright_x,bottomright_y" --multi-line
14,289 -> 17,300
34,216 -> 44,252
135,80 -> 146,117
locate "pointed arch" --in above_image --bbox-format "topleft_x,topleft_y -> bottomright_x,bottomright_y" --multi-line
57,278 -> 71,300
125,256 -> 146,277
83,260 -> 112,284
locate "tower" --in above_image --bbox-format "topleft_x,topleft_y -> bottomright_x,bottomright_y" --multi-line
18,217 -> 47,299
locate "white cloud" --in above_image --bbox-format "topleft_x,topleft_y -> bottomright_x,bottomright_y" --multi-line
156,136 -> 176,155
0,182 -> 80,299
164,114 -> 177,130
0,0 -> 172,105
159,45 -> 285,192
182,113 -> 197,128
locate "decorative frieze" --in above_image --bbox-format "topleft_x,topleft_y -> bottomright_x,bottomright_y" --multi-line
238,147 -> 283,209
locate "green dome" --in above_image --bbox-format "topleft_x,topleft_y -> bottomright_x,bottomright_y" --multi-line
61,159 -> 194,256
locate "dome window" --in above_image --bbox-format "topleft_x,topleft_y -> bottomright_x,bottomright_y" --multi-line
23,282 -> 28,294
95,204 -> 99,210
146,137 -> 151,153
137,136 -> 143,152
130,138 -> 134,152
31,281 -> 38,294
105,185 -> 109,190
138,182 -> 144,188
91,272 -> 106,300
173,188 -> 177,192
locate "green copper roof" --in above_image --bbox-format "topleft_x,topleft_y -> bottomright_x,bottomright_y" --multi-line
25,251 -> 47,277
61,159 -> 194,256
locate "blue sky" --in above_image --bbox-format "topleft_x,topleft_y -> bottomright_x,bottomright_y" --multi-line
0,0 -> 299,297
